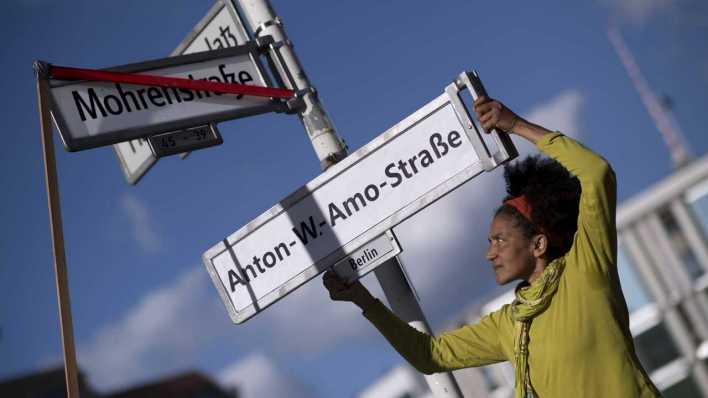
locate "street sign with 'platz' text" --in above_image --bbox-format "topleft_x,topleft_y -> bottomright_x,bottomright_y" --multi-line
114,0 -> 253,184
202,71 -> 517,324
172,0 -> 251,55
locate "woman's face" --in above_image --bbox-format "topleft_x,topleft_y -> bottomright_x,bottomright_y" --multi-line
486,214 -> 537,285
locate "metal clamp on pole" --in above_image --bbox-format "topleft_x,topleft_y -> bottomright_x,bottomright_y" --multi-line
33,60 -> 51,80
253,16 -> 283,37
285,89 -> 309,114
265,40 -> 300,91
254,35 -> 275,51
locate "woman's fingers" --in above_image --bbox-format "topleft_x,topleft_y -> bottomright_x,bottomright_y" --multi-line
474,101 -> 494,117
479,107 -> 497,124
323,271 -> 342,290
474,98 -> 500,132
473,95 -> 489,108
480,109 -> 500,132
473,98 -> 515,133
323,271 -> 351,301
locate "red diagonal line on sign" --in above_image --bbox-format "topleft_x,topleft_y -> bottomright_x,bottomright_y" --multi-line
49,65 -> 295,99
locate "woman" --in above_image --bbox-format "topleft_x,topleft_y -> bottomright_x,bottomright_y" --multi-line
323,96 -> 661,397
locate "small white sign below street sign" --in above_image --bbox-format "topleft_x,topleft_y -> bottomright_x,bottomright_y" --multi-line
148,124 -> 223,157
332,231 -> 401,283
113,0 -> 252,184
202,71 -> 517,323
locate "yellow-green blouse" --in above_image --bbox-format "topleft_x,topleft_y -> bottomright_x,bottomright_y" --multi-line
363,133 -> 661,397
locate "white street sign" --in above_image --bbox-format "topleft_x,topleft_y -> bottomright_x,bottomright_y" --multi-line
113,0 -> 252,184
203,72 -> 517,323
49,44 -> 279,152
173,1 -> 250,56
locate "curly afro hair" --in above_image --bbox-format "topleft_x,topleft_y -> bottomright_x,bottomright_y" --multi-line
495,155 -> 581,260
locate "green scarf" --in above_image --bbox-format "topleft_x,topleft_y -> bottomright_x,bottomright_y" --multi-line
510,258 -> 566,398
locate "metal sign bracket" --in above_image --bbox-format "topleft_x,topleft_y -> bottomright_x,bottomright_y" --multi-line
262,39 -> 300,91
444,71 -> 518,171
459,71 -> 518,167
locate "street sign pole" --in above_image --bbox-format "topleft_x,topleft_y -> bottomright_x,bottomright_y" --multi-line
237,1 -> 463,396
237,0 -> 347,170
375,257 -> 466,397
35,63 -> 80,398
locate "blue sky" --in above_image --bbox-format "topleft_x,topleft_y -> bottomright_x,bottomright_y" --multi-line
2,1 -> 708,397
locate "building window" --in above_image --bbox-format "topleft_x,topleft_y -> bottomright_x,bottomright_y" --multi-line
617,246 -> 653,313
662,376 -> 703,398
686,178 -> 708,246
634,322 -> 682,373
659,209 -> 703,279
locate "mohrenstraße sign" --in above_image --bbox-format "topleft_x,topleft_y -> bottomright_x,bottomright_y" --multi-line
48,43 -> 281,151
203,71 -> 517,324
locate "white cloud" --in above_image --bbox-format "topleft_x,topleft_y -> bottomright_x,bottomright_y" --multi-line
523,89 -> 584,139
75,263 -> 368,391
79,267 -> 226,390
218,353 -> 315,398
120,193 -> 162,253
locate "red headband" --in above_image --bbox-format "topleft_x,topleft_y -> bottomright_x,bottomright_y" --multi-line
504,195 -> 558,245
504,195 -> 533,223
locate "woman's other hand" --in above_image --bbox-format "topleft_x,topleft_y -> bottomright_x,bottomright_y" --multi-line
473,96 -> 519,134
323,271 -> 377,311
